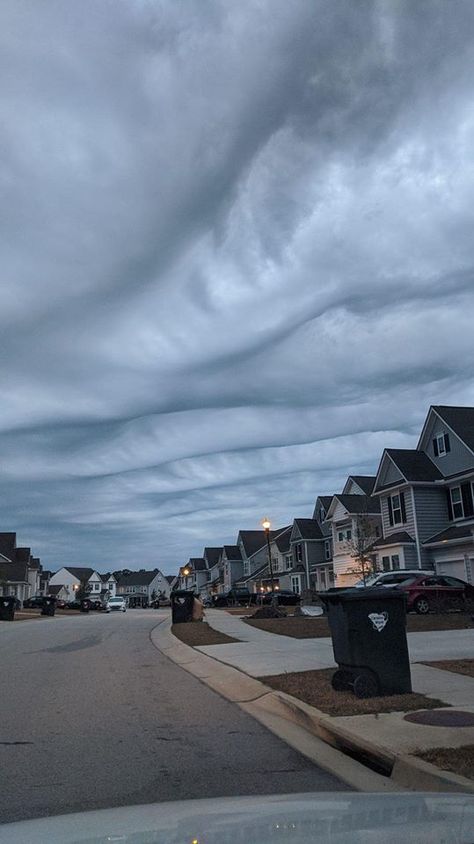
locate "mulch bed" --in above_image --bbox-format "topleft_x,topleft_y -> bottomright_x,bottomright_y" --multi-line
171,621 -> 239,647
245,613 -> 474,639
260,668 -> 448,717
417,745 -> 474,781
421,659 -> 474,678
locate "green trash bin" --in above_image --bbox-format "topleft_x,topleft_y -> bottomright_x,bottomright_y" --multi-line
0,596 -> 16,621
171,590 -> 195,624
41,597 -> 56,616
320,587 -> 412,698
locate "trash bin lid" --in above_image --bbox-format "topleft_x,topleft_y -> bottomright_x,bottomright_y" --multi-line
321,586 -> 405,603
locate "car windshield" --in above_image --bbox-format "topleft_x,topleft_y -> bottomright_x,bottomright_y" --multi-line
3,2 -> 474,837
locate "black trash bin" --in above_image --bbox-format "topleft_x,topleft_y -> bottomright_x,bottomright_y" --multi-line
80,598 -> 90,613
171,590 -> 195,624
320,587 -> 412,698
0,596 -> 16,621
41,597 -> 56,616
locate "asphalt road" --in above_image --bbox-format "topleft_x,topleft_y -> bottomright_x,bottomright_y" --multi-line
0,610 -> 347,824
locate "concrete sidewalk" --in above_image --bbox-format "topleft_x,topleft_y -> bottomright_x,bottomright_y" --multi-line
200,609 -> 474,680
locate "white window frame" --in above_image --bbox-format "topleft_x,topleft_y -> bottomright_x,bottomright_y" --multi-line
391,554 -> 400,570
243,560 -> 250,576
285,554 -> 292,570
290,574 -> 301,595
450,486 -> 464,520
324,539 -> 331,561
295,544 -> 303,563
391,493 -> 403,525
436,433 -> 447,456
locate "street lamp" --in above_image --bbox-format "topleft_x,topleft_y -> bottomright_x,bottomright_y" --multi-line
262,517 -> 276,602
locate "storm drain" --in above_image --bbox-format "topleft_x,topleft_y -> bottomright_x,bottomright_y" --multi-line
404,709 -> 474,727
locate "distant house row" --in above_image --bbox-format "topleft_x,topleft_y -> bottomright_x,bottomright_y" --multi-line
0,532 -> 50,604
176,405 -> 474,597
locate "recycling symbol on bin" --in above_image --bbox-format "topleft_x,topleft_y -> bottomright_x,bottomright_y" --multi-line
368,612 -> 388,632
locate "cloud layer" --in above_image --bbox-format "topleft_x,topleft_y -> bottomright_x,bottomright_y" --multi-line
2,0 -> 474,571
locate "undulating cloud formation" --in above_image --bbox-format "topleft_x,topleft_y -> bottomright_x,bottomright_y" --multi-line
2,0 -> 474,571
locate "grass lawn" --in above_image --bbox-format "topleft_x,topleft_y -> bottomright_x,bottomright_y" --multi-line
260,668 -> 448,717
172,621 -> 240,646
245,612 -> 474,639
417,745 -> 474,781
421,659 -> 474,678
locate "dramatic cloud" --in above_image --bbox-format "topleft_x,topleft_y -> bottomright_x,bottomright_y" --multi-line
2,0 -> 474,571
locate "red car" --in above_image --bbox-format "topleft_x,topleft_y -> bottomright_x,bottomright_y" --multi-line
396,574 -> 474,614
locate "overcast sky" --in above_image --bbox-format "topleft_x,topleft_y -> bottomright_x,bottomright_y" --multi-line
2,0 -> 474,573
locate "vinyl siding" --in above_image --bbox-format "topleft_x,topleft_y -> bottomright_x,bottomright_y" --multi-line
305,541 -> 326,565
422,414 -> 474,476
402,546 -> 419,569
379,457 -> 404,487
413,487 -> 450,542
381,487 -> 415,537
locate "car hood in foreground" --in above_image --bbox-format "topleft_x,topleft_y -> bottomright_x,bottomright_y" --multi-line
0,792 -> 473,844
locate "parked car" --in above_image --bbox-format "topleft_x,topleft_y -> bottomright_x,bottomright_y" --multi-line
22,596 -> 45,609
66,599 -> 81,610
394,574 -> 474,614
354,570 -> 434,588
55,599 -> 66,609
106,596 -> 127,612
261,589 -> 301,606
212,589 -> 256,607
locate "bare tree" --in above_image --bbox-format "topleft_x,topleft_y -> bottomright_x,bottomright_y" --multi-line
347,513 -> 380,584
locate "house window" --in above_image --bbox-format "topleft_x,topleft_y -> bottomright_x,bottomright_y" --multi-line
433,432 -> 450,457
243,560 -> 250,576
391,494 -> 402,525
337,528 -> 351,542
391,554 -> 400,570
290,575 -> 301,594
319,507 -> 325,523
337,531 -> 344,542
346,529 -> 352,541
450,487 -> 464,519
382,556 -> 390,572
324,539 -> 331,560
285,554 -> 292,570
295,544 -> 303,563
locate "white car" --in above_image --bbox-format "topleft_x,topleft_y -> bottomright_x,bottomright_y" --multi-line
106,597 -> 127,613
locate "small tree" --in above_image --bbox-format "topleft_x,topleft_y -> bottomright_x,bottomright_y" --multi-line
347,513 -> 380,584
151,589 -> 157,602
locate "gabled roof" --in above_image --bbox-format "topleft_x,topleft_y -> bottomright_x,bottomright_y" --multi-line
188,557 -> 207,571
64,566 -> 98,582
15,547 -> 32,563
327,494 -> 381,517
343,476 -> 376,495
292,519 -> 324,540
203,547 -> 222,567
374,448 -> 443,492
372,531 -> 416,548
165,574 -> 177,585
274,527 -> 292,552
48,584 -> 65,596
117,570 -> 160,586
100,572 -> 116,582
237,531 -> 267,557
0,533 -> 16,560
0,561 -> 29,584
222,545 -> 242,560
425,405 -> 474,454
423,523 -> 474,546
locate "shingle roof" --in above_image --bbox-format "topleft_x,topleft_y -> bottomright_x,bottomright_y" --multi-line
64,566 -> 97,582
333,494 -> 381,514
372,531 -> 416,548
274,527 -> 292,552
0,533 -> 16,560
48,584 -> 64,596
165,574 -> 177,584
432,406 -> 474,453
117,570 -> 159,586
348,476 -> 376,495
318,496 -> 333,509
293,519 -> 324,540
0,561 -> 29,584
203,547 -> 222,566
188,557 -> 207,571
385,449 -> 443,483
423,523 -> 474,545
238,528 -> 289,557
15,547 -> 32,563
223,545 -> 242,560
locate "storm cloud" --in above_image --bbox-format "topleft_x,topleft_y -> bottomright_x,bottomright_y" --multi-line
2,0 -> 474,571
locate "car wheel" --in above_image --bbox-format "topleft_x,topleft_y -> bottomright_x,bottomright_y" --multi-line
414,595 -> 430,615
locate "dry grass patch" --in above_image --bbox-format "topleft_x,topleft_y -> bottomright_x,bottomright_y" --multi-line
172,621 -> 240,647
260,668 -> 448,717
420,659 -> 474,678
417,745 -> 474,781
246,613 -> 474,639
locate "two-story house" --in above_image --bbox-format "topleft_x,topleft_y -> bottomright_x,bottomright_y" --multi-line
99,573 -> 117,600
325,492 -> 382,586
49,567 -> 104,601
289,520 -> 324,593
0,533 -> 47,603
116,569 -> 169,606
221,545 -> 244,591
203,547 -> 223,598
234,527 -> 290,593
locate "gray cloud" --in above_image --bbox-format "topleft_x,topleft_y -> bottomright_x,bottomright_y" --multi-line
1,0 -> 474,571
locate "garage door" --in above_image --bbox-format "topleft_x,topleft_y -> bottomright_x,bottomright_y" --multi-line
436,560 -> 466,580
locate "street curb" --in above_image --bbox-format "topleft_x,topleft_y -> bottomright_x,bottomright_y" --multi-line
151,618 -> 474,794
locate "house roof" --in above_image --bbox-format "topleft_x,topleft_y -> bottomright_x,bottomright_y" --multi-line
234,561 -> 269,586
0,533 -> 16,560
430,405 -> 474,454
274,527 -> 292,552
0,561 -> 29,584
165,574 -> 177,584
238,531 -> 267,557
116,570 -> 160,586
223,545 -> 242,560
385,449 -> 443,483
292,519 -> 324,540
423,523 -> 474,546
330,494 -> 381,515
188,557 -> 207,571
203,547 -> 222,566
64,566 -> 97,582
372,531 -> 416,548
346,476 -> 376,495
15,547 -> 32,563
48,584 -> 64,596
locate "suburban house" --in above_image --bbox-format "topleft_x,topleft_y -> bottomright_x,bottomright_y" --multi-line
116,569 -> 169,606
47,584 -> 70,602
48,567 -> 104,602
222,545 -> 244,591
372,405 -> 474,583
203,547 -> 223,597
233,527 -> 290,593
289,519 -> 325,593
0,532 -> 45,604
39,569 -> 52,596
324,490 -> 382,586
165,574 -> 178,592
99,573 -> 117,598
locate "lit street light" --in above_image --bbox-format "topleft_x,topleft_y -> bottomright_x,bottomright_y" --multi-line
262,517 -> 276,604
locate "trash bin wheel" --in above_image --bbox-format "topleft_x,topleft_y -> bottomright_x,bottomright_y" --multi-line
331,669 -> 353,691
353,672 -> 379,699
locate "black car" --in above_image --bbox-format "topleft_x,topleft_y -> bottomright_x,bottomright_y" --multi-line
261,589 -> 301,606
212,589 -> 255,607
66,599 -> 81,610
22,596 -> 45,609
